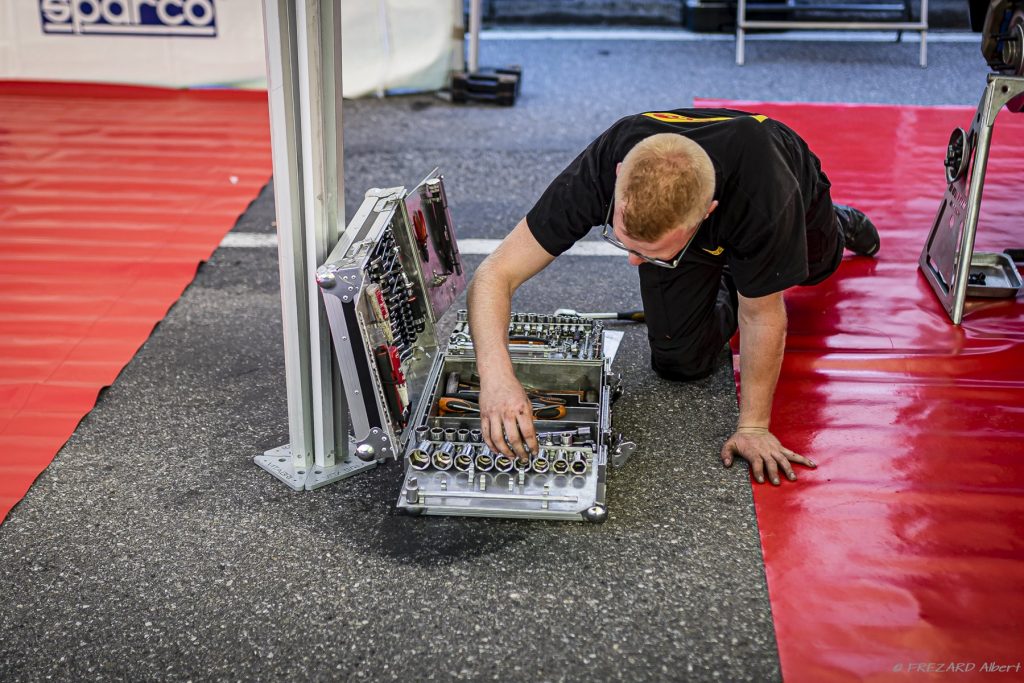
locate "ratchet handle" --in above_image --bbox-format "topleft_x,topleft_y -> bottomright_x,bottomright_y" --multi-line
532,404 -> 566,420
438,396 -> 479,415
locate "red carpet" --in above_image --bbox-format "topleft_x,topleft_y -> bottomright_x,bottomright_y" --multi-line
0,82 -> 271,524
697,99 -> 1024,681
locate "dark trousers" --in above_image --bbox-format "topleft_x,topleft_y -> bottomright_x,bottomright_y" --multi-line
639,184 -> 844,382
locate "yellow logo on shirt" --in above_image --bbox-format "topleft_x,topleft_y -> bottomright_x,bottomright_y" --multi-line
643,112 -> 768,124
702,246 -> 725,256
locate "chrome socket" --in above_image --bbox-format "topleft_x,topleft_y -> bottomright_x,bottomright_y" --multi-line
551,450 -> 570,475
431,441 -> 455,471
531,449 -> 550,474
429,427 -> 444,441
456,428 -> 470,443
409,441 -> 433,471
443,427 -> 457,442
570,452 -> 588,475
454,444 -> 476,472
494,453 -> 515,473
474,446 -> 494,472
469,428 -> 482,443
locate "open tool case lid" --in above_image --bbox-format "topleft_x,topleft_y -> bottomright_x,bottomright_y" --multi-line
316,170 -> 466,462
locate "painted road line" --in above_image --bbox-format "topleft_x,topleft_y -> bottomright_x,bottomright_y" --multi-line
220,232 -> 277,248
480,28 -> 976,43
219,233 -> 624,256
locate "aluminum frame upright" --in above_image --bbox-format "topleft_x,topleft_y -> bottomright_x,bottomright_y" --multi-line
256,0 -> 377,490
919,75 -> 1024,324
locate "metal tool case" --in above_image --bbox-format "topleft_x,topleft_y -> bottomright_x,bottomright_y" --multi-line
316,170 -> 634,522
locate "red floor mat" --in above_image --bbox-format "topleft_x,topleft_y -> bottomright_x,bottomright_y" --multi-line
696,99 -> 1024,681
0,82 -> 271,524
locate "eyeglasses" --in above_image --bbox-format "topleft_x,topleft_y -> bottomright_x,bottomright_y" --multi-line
597,201 -> 701,269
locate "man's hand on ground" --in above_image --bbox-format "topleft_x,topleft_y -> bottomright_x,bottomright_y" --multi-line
478,375 -> 538,462
720,427 -> 817,485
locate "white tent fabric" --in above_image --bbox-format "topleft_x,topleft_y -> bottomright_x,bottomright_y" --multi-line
342,0 -> 462,97
0,0 -> 459,96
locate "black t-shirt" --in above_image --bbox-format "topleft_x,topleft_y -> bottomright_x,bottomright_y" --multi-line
525,108 -> 828,297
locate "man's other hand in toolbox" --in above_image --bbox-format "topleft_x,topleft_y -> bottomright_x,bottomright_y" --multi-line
467,108 -> 879,486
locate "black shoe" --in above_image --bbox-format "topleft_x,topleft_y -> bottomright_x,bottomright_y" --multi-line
835,204 -> 880,257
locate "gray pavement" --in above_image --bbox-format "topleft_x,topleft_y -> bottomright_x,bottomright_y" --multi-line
0,35 -> 991,682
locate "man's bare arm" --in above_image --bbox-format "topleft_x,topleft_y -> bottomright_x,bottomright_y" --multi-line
720,290 -> 817,484
468,218 -> 556,460
736,291 -> 786,430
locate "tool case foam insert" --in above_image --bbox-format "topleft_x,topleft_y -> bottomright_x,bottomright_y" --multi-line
316,170 -> 634,522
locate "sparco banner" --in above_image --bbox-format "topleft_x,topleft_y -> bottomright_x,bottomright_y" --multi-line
40,0 -> 219,37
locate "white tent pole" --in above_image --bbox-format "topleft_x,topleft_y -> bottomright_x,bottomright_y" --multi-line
468,0 -> 482,73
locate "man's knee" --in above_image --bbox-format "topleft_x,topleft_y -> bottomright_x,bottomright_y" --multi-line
650,345 -> 722,382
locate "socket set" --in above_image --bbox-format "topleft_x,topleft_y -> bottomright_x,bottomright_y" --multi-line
406,427 -> 593,476
448,310 -> 604,360
317,170 -> 634,522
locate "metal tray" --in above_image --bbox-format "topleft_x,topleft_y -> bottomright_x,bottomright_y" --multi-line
394,322 -> 633,523
966,252 -> 1023,298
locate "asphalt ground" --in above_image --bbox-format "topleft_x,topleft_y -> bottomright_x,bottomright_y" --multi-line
0,34 -> 991,682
